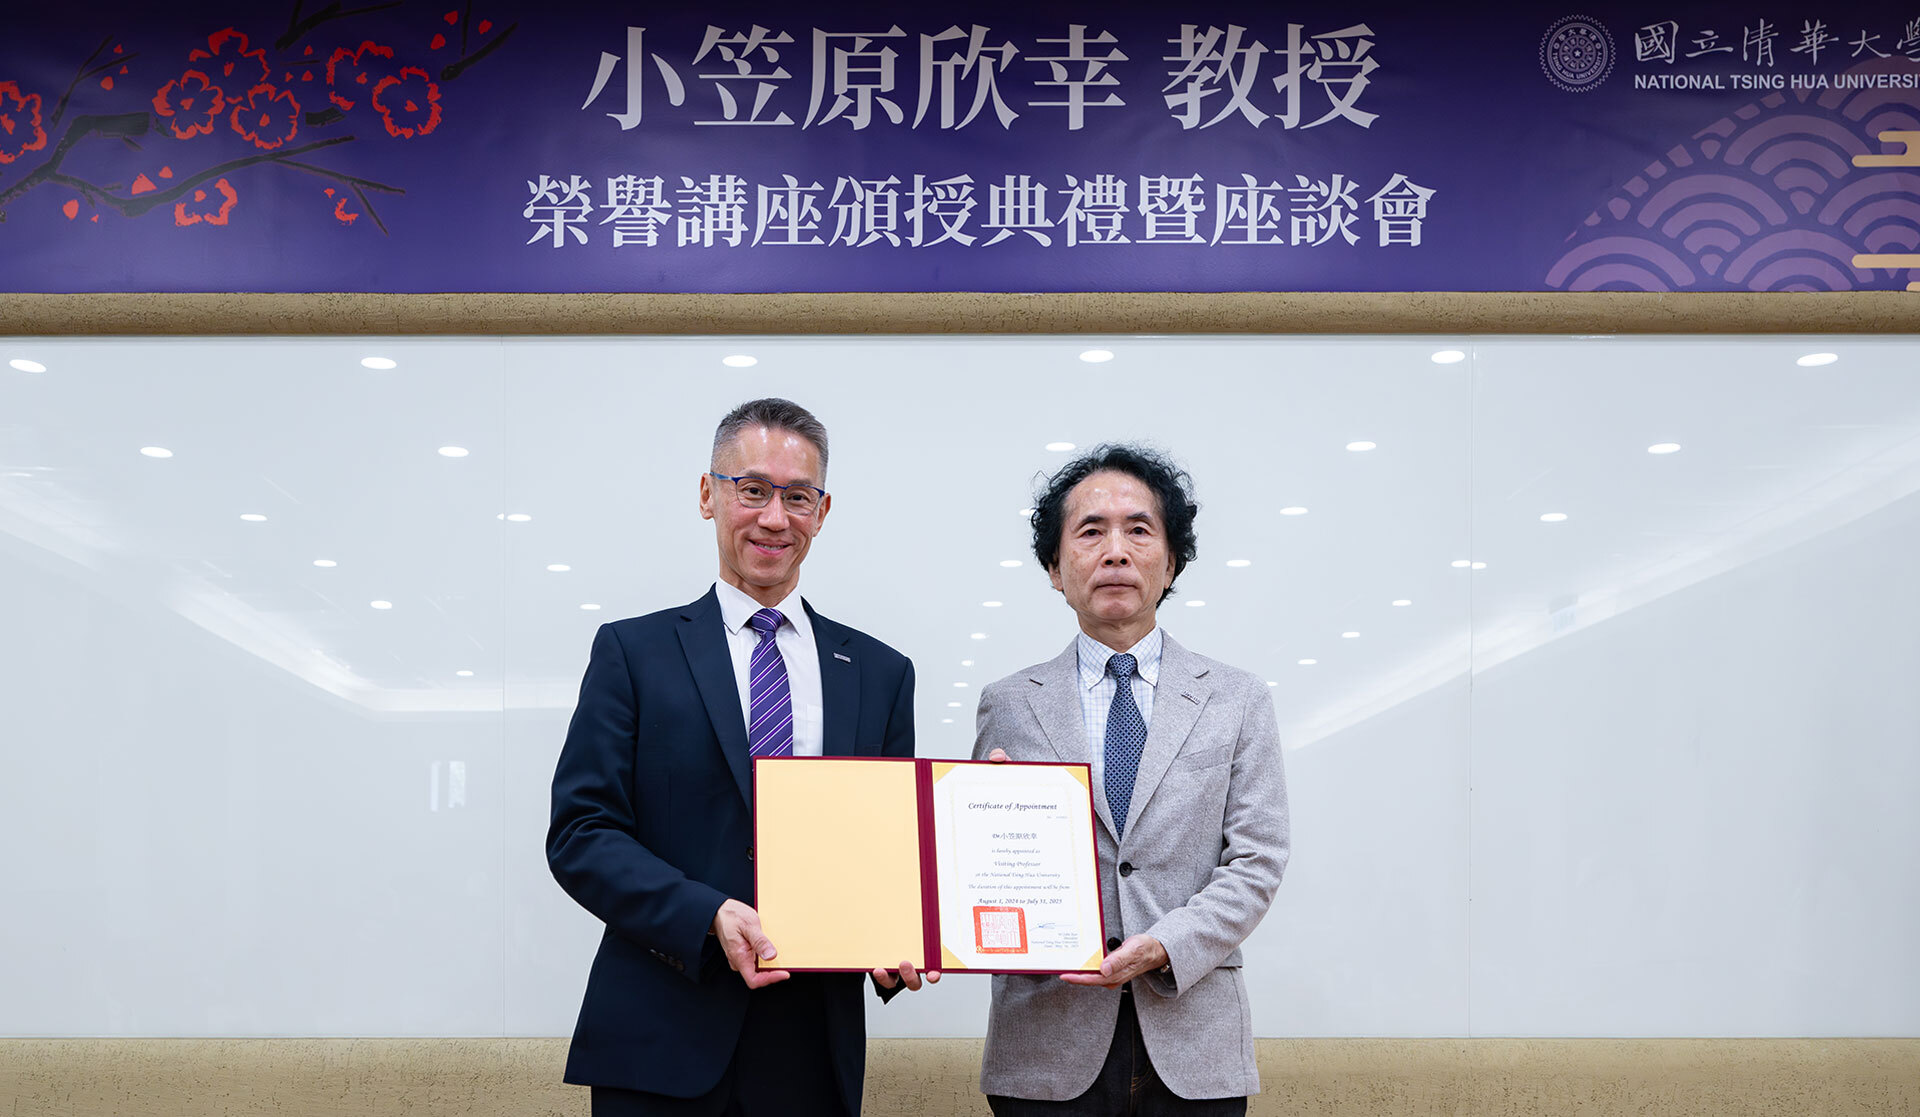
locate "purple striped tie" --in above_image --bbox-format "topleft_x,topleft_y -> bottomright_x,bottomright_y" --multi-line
746,608 -> 794,758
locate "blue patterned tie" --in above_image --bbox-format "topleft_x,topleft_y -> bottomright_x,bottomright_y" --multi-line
746,608 -> 794,758
1104,653 -> 1147,841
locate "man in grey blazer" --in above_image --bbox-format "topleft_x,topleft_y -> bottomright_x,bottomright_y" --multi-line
974,444 -> 1290,1115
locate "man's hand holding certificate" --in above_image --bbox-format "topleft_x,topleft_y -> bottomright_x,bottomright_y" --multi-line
751,757 -> 1107,975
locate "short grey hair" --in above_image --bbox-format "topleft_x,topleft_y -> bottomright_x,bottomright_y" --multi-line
710,398 -> 830,477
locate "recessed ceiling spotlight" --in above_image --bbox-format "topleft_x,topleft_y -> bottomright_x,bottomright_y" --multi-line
1079,349 -> 1115,363
941,718 -> 954,724
139,446 -> 173,458
505,513 -> 533,522
312,559 -> 337,568
370,600 -> 393,610
960,660 -> 974,667
982,600 -> 1003,607
1226,559 -> 1252,568
438,446 -> 469,458
947,701 -> 962,708
360,357 -> 397,370
547,564 -> 571,572
1018,507 -> 1034,517
1647,443 -> 1682,455
1000,559 -> 1023,568
1472,561 -> 1487,570
1342,631 -> 1360,638
1266,681 -> 1278,687
1297,658 -> 1318,666
1541,512 -> 1568,522
1796,352 -> 1838,367
456,670 -> 474,677
1392,599 -> 1412,607
953,681 -> 969,688
1186,599 -> 1206,607
580,603 -> 601,611
970,632 -> 988,640
1451,559 -> 1472,568
722,354 -> 758,368
8,358 -> 46,373
1430,349 -> 1466,365
1279,506 -> 1308,516
1345,441 -> 1377,452
239,513 -> 267,522
1044,441 -> 1076,452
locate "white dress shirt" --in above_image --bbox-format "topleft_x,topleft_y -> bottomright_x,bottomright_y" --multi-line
715,580 -> 824,756
1075,626 -> 1163,800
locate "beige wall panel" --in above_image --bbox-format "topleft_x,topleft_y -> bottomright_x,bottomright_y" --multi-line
4,1038 -> 1916,1116
2,292 -> 1918,335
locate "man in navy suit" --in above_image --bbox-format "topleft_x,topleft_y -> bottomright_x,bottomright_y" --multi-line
548,398 -> 930,1117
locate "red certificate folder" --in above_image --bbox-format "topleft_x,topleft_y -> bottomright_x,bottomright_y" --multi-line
752,756 -> 1107,975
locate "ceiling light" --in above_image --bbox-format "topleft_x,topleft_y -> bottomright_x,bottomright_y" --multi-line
1430,349 -> 1466,364
970,632 -> 988,640
1451,559 -> 1472,568
9,358 -> 46,373
1266,681 -> 1277,687
580,603 -> 601,611
1472,561 -> 1487,570
1345,441 -> 1377,452
1186,599 -> 1206,607
360,356 -> 397,370
370,600 -> 393,610
438,446 -> 469,458
1280,506 -> 1308,516
947,701 -> 962,707
1796,352 -> 1838,367
239,513 -> 267,522
1297,659 -> 1318,666
722,354 -> 757,368
139,446 -> 173,458
1540,512 -> 1568,522
505,513 -> 533,522
313,559 -> 337,568
1079,349 -> 1114,363
1342,631 -> 1360,638
960,660 -> 974,667
1392,599 -> 1412,607
953,681 -> 968,688
1647,443 -> 1681,454
1226,559 -> 1252,568
941,718 -> 954,724
456,670 -> 474,677
1018,507 -> 1034,516
982,600 -> 1003,607
1000,559 -> 1023,567
1044,441 -> 1075,452
547,564 -> 571,572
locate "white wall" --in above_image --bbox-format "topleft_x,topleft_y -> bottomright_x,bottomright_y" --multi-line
0,336 -> 1914,1038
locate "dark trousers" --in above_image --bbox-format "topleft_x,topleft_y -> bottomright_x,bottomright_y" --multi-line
590,975 -> 849,1117
987,989 -> 1248,1117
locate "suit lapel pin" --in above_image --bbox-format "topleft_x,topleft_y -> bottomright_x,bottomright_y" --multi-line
834,652 -> 852,663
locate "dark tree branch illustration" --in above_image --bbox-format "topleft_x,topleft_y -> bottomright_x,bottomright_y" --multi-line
441,21 -> 516,83
50,35 -> 142,133
277,1 -> 405,52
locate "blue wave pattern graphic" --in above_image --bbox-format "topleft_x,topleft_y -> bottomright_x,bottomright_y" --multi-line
1547,59 -> 1920,292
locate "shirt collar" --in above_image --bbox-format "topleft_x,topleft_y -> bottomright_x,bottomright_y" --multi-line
715,580 -> 812,644
1076,626 -> 1163,690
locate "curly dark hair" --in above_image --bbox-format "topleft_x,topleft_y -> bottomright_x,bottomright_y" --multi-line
1030,444 -> 1200,605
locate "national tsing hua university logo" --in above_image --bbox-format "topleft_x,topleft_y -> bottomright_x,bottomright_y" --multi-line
1541,15 -> 1615,92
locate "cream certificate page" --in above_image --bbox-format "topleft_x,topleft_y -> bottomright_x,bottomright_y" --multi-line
927,761 -> 1105,973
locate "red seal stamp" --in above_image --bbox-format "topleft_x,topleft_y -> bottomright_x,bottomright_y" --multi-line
972,905 -> 1028,954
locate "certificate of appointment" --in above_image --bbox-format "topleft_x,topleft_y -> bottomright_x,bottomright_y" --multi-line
753,757 -> 1106,974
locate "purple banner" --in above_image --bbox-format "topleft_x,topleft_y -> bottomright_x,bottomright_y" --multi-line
1,3 -> 1917,293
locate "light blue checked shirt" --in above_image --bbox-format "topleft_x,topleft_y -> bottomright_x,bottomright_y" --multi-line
1076,626 -> 1163,803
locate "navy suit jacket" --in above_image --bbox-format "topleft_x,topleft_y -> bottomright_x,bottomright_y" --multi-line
547,586 -> 915,1108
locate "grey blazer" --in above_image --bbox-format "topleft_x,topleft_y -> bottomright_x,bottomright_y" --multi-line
972,632 -> 1290,1102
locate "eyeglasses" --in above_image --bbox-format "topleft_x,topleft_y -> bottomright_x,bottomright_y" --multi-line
708,472 -> 828,517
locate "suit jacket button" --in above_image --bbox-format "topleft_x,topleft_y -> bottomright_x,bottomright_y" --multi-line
1105,937 -> 1121,952
1118,861 -> 1134,877
746,847 -> 754,860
